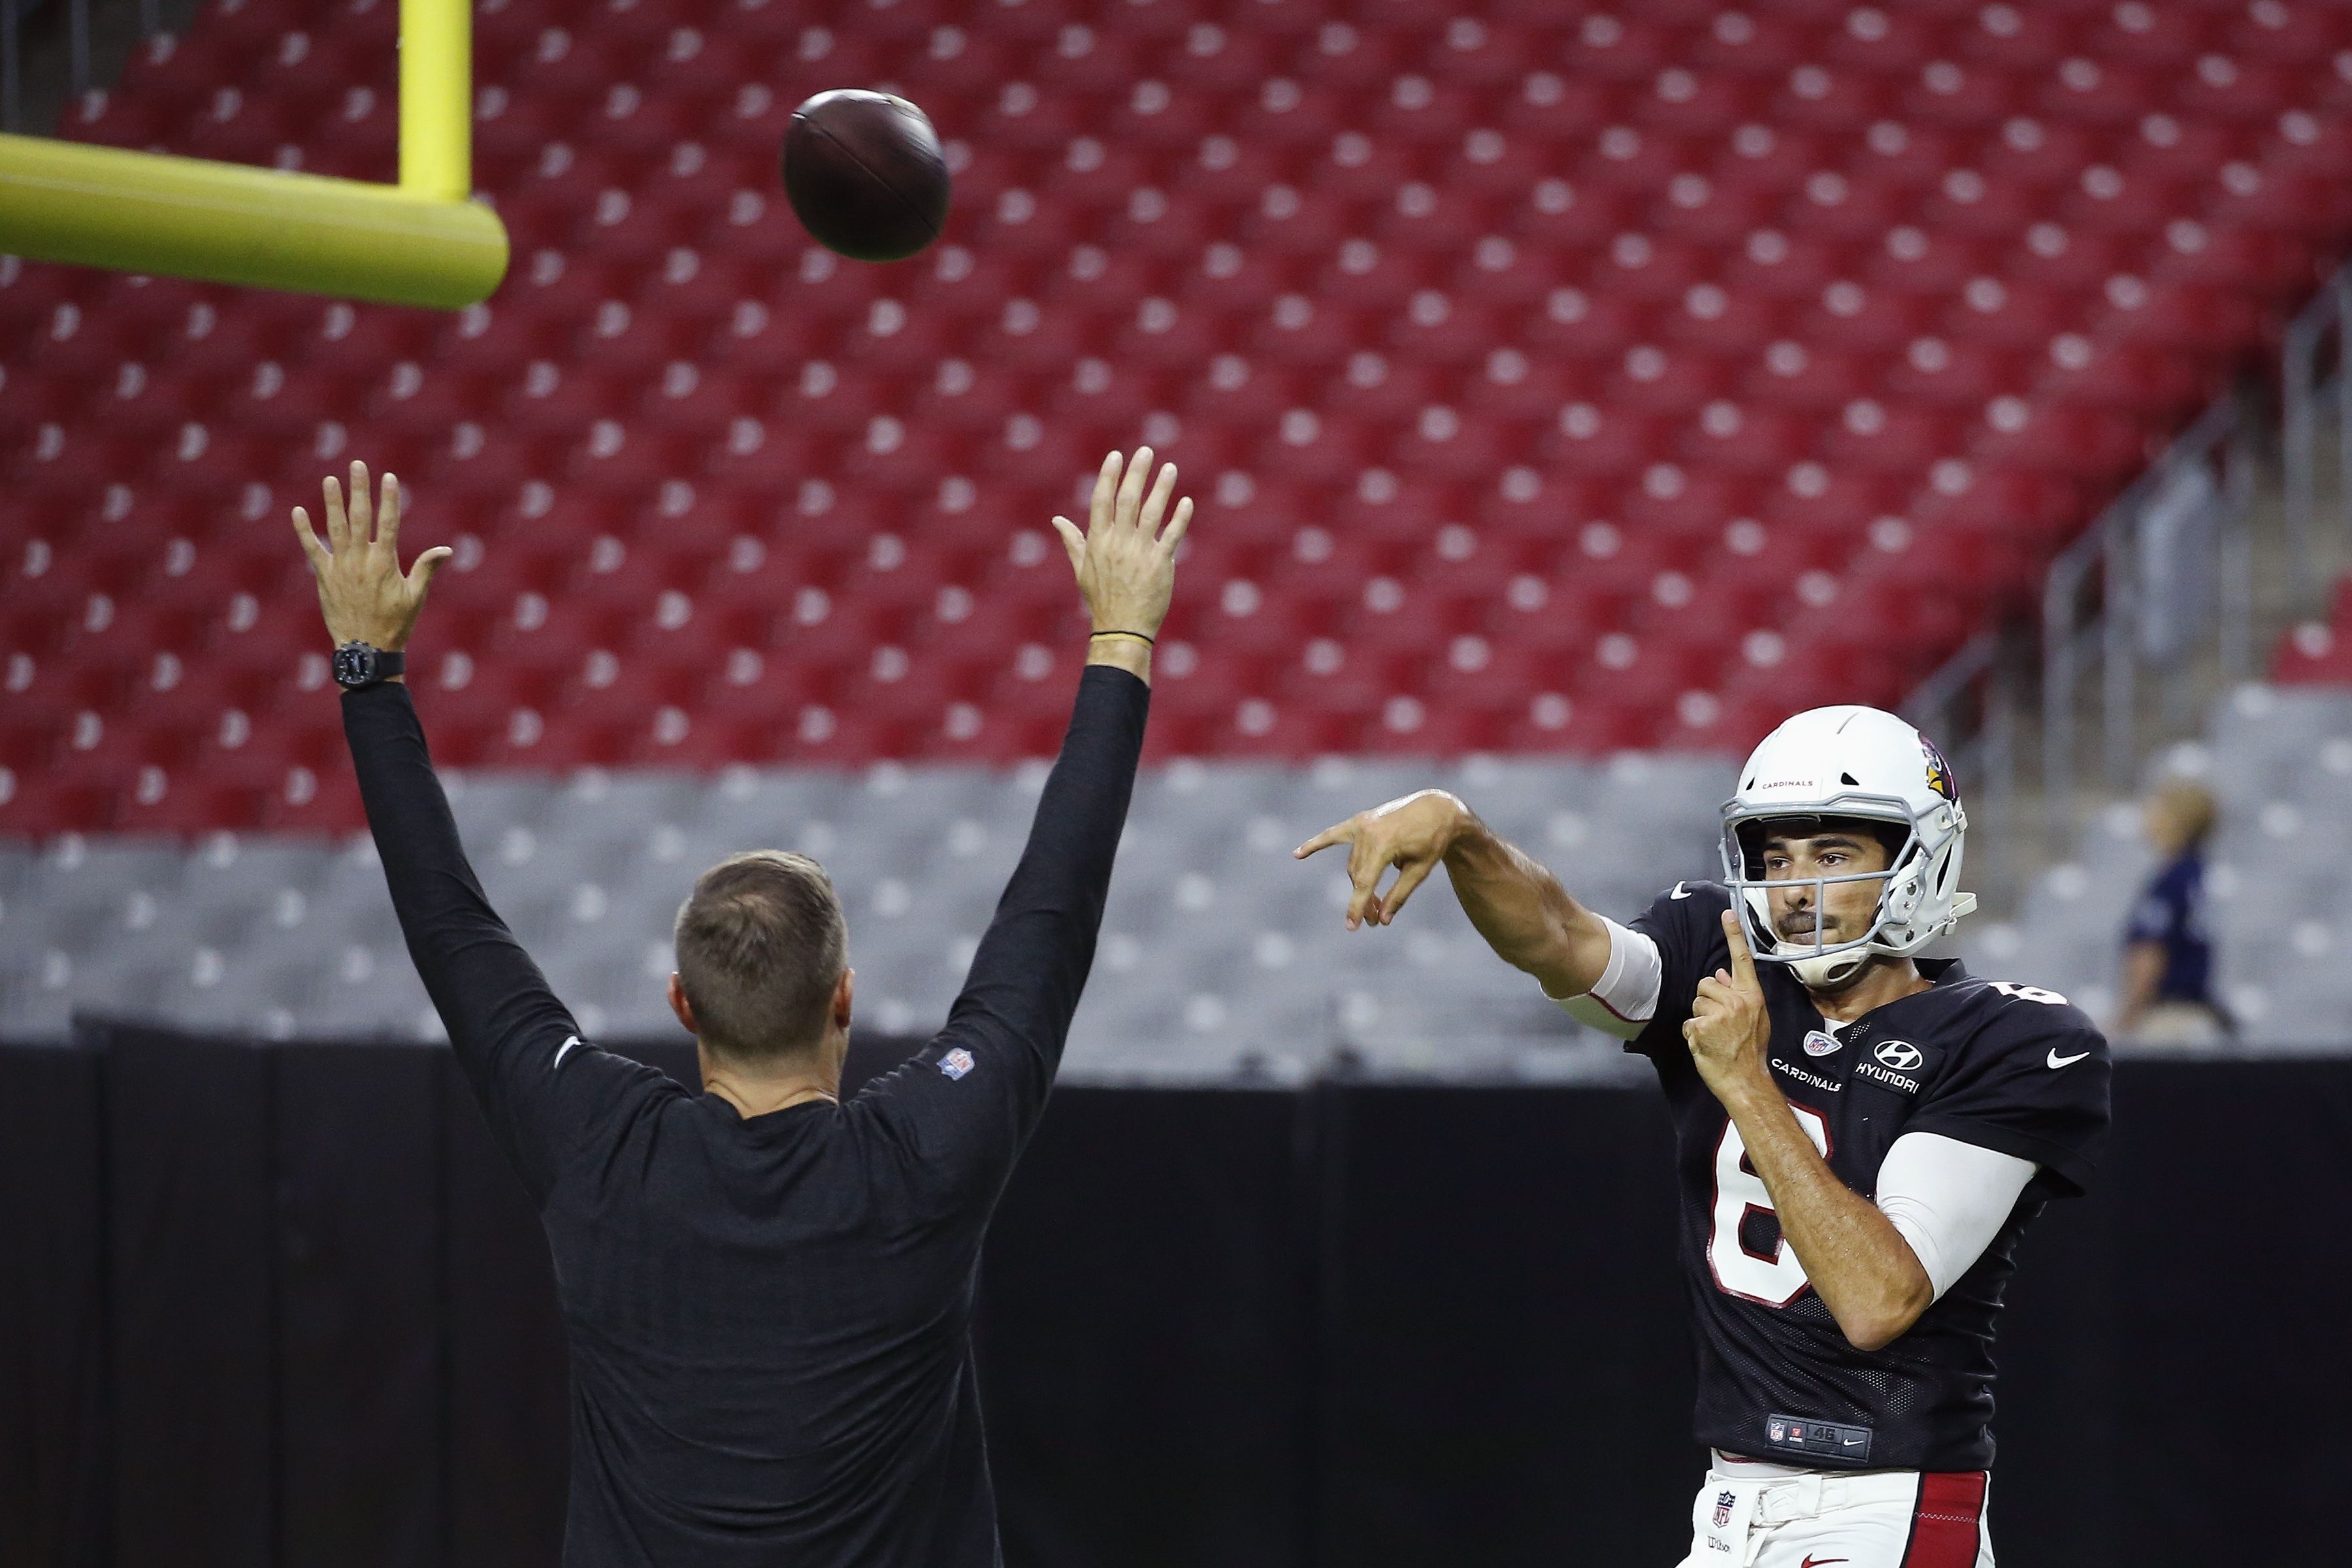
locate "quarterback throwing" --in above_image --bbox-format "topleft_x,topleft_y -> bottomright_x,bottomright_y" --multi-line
1299,706 -> 2111,1567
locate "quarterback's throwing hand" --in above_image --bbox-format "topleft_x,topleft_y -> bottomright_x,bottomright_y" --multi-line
1294,789 -> 1466,931
1684,909 -> 1771,1089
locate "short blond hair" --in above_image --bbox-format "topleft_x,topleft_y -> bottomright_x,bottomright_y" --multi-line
2149,778 -> 2217,849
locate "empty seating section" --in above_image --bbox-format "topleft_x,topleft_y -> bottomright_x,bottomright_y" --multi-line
8,1 -> 2352,836
0,753 -> 1723,1075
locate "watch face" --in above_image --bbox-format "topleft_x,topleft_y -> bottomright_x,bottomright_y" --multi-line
333,644 -> 376,687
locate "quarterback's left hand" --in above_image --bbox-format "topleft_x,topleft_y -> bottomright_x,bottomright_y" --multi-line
1685,909 -> 1772,1093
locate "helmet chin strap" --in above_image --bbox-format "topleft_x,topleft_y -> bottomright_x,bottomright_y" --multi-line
1790,948 -> 1874,990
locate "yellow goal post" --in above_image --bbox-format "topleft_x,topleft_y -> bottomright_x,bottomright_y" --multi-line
0,0 -> 506,310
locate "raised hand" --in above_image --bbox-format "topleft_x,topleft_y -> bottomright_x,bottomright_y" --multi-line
1684,909 -> 1772,1089
1051,447 -> 1192,640
291,461 -> 451,652
1292,789 -> 1467,931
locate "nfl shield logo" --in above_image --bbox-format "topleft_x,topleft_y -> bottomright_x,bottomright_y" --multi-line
1768,1420 -> 1786,1443
939,1048 -> 976,1080
1712,1491 -> 1735,1529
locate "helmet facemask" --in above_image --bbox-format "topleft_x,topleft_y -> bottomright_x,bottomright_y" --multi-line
1720,797 -> 1966,991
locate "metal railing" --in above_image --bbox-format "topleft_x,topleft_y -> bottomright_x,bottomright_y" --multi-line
3,0 -> 189,139
1904,383 -> 2261,877
2039,385 -> 2257,839
2281,265 -> 2352,591
1914,256 -> 2352,881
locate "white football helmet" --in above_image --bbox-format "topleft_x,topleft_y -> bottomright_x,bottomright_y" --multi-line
1718,705 -> 1976,989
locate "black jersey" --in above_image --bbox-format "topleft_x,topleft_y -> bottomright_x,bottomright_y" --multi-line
1625,881 -> 2111,1473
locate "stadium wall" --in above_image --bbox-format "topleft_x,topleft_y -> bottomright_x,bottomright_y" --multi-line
2,1025 -> 2345,1568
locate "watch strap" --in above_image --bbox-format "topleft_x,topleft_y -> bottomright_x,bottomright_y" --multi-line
334,643 -> 405,690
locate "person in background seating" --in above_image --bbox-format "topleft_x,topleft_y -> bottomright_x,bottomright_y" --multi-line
2114,778 -> 2230,1047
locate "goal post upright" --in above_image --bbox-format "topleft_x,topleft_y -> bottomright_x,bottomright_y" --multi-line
400,0 -> 472,204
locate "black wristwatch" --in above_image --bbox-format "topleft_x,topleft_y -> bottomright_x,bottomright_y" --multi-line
332,642 -> 405,691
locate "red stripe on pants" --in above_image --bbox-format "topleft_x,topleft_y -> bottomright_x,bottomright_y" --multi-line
1899,1471 -> 1987,1568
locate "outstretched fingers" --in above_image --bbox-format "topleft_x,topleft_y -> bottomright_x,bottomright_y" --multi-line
1088,450 -> 1120,535
405,544 -> 455,595
1050,515 -> 1085,572
346,460 -> 374,544
321,473 -> 350,552
291,505 -> 327,568
1137,458 -> 1178,537
1294,818 -> 1356,859
374,471 -> 401,558
1159,495 -> 1194,555
1114,445 -> 1153,531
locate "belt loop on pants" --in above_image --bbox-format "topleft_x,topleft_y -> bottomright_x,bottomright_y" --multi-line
1754,1472 -> 1824,1526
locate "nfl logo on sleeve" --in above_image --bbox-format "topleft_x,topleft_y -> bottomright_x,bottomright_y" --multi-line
939,1048 -> 975,1080
1712,1490 -> 1735,1529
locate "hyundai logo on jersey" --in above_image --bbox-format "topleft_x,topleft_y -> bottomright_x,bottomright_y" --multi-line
1874,1040 -> 1924,1071
1802,1029 -> 1841,1056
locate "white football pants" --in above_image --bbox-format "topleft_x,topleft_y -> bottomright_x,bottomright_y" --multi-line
1675,1453 -> 1995,1568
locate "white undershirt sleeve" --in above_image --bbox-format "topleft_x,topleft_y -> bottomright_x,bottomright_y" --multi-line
1544,917 -> 1663,1041
1874,1132 -> 2039,1300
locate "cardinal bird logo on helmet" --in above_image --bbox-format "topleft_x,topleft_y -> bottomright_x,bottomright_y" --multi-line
1920,738 -> 1955,802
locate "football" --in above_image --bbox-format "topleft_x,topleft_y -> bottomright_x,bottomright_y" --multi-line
780,89 -> 951,263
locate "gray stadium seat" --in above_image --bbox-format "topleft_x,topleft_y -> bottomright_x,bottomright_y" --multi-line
14,749 -> 1782,1075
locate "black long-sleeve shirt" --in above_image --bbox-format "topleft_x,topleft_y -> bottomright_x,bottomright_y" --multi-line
342,664 -> 1151,1567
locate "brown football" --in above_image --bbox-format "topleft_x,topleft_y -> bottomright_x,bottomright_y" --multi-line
780,90 -> 951,263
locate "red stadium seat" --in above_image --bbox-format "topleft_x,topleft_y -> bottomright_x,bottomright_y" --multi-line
13,0 -> 2352,828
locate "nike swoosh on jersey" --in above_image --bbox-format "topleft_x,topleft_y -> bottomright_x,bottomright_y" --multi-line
2046,1047 -> 2090,1069
554,1034 -> 581,1070
1669,881 -> 1693,899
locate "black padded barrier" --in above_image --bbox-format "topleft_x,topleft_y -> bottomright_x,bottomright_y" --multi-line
1,1025 -> 2344,1568
439,1049 -> 569,1568
272,1045 -> 446,1567
0,1037 -> 108,1568
103,1022 -> 279,1568
977,1087 -> 1317,1568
